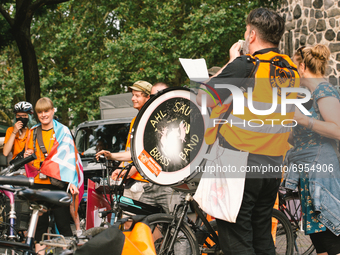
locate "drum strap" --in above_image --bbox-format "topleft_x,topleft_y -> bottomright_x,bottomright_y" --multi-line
216,57 -> 259,138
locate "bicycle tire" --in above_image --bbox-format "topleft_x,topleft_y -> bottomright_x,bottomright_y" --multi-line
295,231 -> 315,255
273,209 -> 294,255
282,194 -> 315,255
146,213 -> 200,255
199,211 -> 294,255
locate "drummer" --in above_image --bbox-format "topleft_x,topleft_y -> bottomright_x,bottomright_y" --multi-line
137,83 -> 183,215
97,80 -> 152,200
96,82 -> 182,215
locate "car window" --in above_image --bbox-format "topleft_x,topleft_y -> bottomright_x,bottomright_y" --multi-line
75,123 -> 130,157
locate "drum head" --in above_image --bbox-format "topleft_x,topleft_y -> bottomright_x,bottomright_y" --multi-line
131,87 -> 210,188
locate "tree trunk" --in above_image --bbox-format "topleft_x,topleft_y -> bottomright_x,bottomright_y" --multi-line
13,25 -> 41,109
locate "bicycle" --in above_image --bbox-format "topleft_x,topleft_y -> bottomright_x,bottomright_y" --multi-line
144,192 -> 294,255
85,157 -> 163,228
82,159 -> 201,254
42,157 -> 295,255
0,155 -> 73,255
88,158 -> 295,255
0,155 -> 36,244
0,156 -> 158,255
40,158 -> 164,253
278,187 -> 315,255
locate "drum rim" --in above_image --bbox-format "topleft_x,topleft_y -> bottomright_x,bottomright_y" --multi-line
131,87 -> 210,187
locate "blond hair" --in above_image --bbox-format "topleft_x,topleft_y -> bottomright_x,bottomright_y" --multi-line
294,44 -> 330,76
35,97 -> 54,113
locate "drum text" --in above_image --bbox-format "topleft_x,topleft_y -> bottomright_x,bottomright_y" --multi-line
150,110 -> 167,129
179,134 -> 199,161
150,147 -> 170,166
174,102 -> 192,116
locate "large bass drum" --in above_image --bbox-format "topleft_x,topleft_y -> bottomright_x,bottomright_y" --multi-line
130,87 -> 210,192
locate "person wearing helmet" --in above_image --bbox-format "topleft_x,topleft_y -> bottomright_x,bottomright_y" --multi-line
3,101 -> 34,161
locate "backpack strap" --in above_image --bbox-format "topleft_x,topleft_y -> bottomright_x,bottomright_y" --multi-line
216,57 -> 260,142
256,59 -> 298,72
33,126 -> 48,157
246,56 -> 260,79
33,128 -> 37,153
246,53 -> 298,72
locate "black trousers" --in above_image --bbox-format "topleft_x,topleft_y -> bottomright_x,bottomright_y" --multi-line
216,177 -> 281,255
33,184 -> 73,242
215,137 -> 283,254
310,229 -> 340,255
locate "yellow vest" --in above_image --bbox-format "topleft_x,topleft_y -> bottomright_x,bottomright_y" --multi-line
123,117 -> 147,182
218,52 -> 299,156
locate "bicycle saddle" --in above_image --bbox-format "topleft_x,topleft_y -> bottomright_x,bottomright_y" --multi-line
17,189 -> 71,207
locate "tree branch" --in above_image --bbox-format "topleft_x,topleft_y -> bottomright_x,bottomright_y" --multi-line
42,0 -> 70,5
26,0 -> 45,14
27,0 -> 70,19
0,110 -> 13,127
14,0 -> 33,28
0,4 -> 14,27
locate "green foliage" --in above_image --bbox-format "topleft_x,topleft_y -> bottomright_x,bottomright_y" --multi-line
105,0 -> 266,87
0,0 -> 280,129
31,0 -> 123,127
0,15 -> 14,51
0,44 -> 25,124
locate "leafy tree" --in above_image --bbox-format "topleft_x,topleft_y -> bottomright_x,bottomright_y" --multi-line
31,0 -> 122,126
106,0 -> 277,87
0,0 -> 279,128
0,15 -> 14,51
0,0 -> 70,111
0,43 -> 26,126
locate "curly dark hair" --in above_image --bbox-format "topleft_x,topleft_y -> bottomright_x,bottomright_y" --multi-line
246,8 -> 285,46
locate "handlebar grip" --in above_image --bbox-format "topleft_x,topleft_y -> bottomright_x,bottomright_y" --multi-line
0,176 -> 34,187
8,154 -> 37,172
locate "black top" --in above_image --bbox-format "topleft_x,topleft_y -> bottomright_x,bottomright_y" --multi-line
205,47 -> 284,177
206,48 -> 280,102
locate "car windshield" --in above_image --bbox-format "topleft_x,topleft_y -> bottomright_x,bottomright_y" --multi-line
75,123 -> 130,157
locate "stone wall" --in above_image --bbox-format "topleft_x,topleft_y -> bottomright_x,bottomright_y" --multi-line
279,0 -> 340,89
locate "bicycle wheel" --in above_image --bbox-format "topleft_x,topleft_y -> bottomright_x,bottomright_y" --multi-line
146,213 -> 200,255
273,209 -> 294,255
282,193 -> 315,255
294,230 -> 315,255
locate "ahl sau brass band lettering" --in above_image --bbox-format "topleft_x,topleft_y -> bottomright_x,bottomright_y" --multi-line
142,97 -> 204,173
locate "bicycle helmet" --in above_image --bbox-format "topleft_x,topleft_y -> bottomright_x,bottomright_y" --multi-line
14,101 -> 33,114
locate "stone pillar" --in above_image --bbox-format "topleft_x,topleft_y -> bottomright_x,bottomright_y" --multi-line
279,0 -> 340,87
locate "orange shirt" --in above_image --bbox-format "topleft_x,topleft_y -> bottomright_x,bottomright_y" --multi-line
26,128 -> 55,184
123,117 -> 147,182
4,126 -> 28,160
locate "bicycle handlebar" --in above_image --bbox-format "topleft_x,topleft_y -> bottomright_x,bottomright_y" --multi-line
0,175 -> 35,187
0,154 -> 36,187
7,154 -> 37,173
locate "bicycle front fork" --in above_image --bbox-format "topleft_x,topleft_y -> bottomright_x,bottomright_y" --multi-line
25,204 -> 47,251
159,193 -> 191,254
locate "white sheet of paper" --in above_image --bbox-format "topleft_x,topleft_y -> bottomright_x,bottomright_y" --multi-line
179,58 -> 209,81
